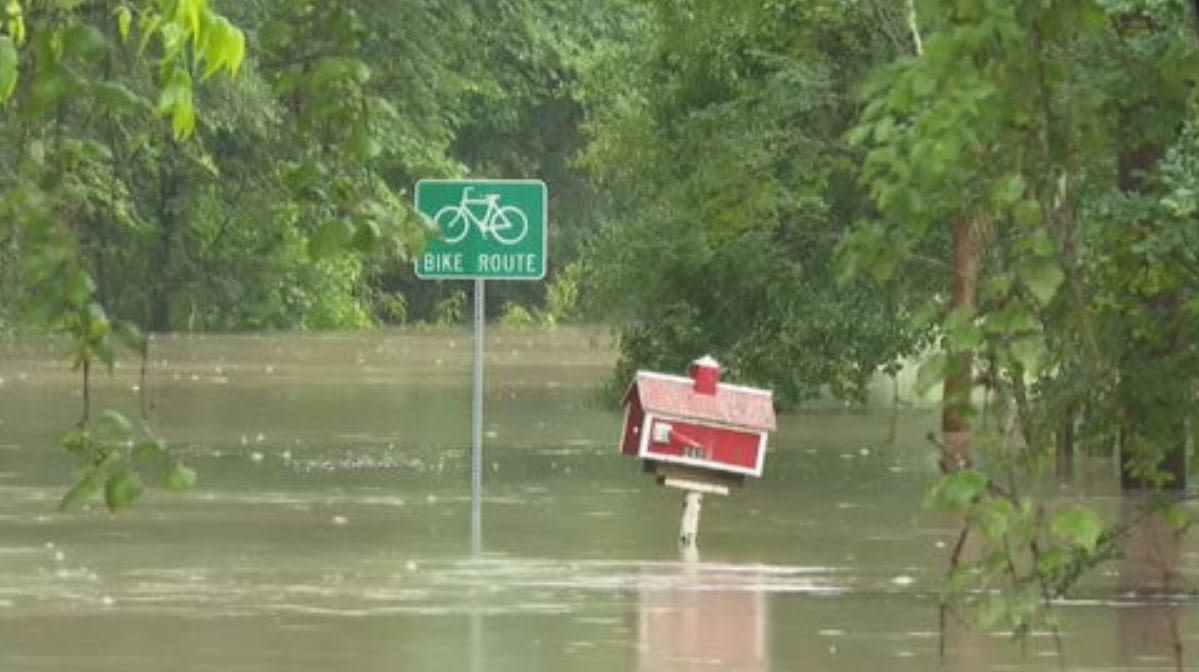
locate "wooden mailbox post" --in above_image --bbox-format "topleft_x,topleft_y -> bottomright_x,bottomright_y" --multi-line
620,356 -> 776,552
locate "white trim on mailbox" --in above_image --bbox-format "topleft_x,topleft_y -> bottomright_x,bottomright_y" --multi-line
637,412 -> 654,459
619,402 -> 632,454
754,431 -> 768,475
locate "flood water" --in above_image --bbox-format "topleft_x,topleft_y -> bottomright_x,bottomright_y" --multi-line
1,327 -> 1195,671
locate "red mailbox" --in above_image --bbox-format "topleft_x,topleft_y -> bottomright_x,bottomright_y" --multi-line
620,356 -> 776,485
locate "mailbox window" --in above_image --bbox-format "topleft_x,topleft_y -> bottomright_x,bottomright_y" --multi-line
652,422 -> 673,444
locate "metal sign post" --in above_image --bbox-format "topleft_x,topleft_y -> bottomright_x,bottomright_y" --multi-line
470,278 -> 485,556
414,178 -> 547,558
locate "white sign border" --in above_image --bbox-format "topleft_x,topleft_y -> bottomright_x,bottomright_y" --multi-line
413,178 -> 548,281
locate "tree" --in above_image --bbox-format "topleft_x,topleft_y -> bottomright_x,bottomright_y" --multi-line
0,0 -> 252,509
0,0 -> 642,507
846,0 -> 1199,644
577,0 -> 930,406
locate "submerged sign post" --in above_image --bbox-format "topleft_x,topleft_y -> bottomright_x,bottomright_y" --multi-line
414,179 -> 547,556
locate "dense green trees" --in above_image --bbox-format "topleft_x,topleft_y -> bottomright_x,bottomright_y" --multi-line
575,0 -> 932,405
846,0 -> 1199,640
1,1 -> 391,336
1,0 -> 256,509
0,0 -> 621,509
0,0 -> 609,336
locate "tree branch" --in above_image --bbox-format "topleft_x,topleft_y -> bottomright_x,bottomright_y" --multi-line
906,0 -> 924,57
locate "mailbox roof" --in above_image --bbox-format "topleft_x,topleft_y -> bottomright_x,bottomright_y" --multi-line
625,371 -> 776,432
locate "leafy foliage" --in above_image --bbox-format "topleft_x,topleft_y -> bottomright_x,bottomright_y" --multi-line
842,0 -> 1199,641
59,410 -> 195,512
577,0 -> 930,406
1,6 -> 1195,658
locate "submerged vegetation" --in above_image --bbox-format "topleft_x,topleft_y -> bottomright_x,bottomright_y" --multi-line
1,0 -> 1198,654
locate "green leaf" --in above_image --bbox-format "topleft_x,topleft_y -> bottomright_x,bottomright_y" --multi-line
990,174 -> 1025,208
285,161 -> 325,192
96,409 -> 134,437
314,57 -> 370,84
114,320 -> 145,352
171,95 -> 195,139
0,35 -> 17,104
983,303 -> 1037,336
1079,3 -> 1108,28
973,498 -> 1015,540
5,8 -> 24,45
133,438 -> 167,461
1036,547 -> 1072,577
116,5 -> 132,42
944,308 -> 982,350
62,23 -> 107,61
914,352 -> 948,396
1018,257 -> 1064,306
60,427 -> 91,454
1050,507 -> 1104,553
64,270 -> 96,308
138,14 -> 162,54
31,63 -> 81,109
980,273 -> 1013,302
1024,228 -> 1055,257
174,0 -> 201,38
104,469 -> 144,512
225,25 -> 246,75
201,16 -> 244,77
975,594 -> 1009,630
910,70 -> 935,98
349,131 -> 381,161
1012,199 -> 1041,228
873,116 -> 897,142
59,471 -> 103,511
91,81 -> 147,115
845,123 -> 871,146
1164,505 -> 1192,534
209,17 -> 244,76
352,220 -> 381,252
1008,336 -> 1044,373
308,220 -> 354,260
162,463 -> 197,492
87,302 -> 111,338
157,66 -> 195,139
925,470 -> 988,511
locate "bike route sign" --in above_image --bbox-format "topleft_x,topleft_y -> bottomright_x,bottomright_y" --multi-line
414,179 -> 547,280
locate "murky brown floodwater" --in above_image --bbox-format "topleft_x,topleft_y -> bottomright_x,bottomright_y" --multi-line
0,327 -> 1195,671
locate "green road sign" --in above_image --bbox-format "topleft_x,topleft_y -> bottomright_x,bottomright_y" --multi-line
414,179 -> 547,280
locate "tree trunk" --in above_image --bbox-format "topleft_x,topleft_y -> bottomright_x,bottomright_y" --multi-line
1056,402 -> 1075,480
941,217 -> 978,473
1116,119 -> 1187,491
149,141 -> 181,332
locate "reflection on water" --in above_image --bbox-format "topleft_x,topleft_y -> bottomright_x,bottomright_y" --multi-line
1118,494 -> 1187,670
0,329 -> 1195,671
636,563 -> 769,671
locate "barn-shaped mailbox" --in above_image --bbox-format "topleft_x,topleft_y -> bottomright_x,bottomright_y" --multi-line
620,356 -> 776,486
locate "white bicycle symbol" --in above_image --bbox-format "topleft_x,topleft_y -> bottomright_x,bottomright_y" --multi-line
434,187 -> 529,246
